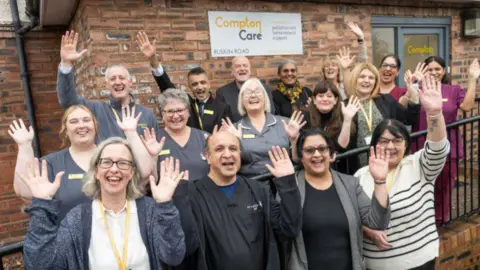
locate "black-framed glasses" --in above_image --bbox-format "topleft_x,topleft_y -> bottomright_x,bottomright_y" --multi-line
162,108 -> 187,117
302,146 -> 330,156
282,68 -> 297,73
97,158 -> 134,170
381,63 -> 398,69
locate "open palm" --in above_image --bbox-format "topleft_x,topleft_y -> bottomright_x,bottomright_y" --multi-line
282,111 -> 306,141
419,75 -> 442,114
336,46 -> 356,69
151,157 -> 186,203
141,128 -> 165,157
136,31 -> 157,59
266,146 -> 294,178
341,96 -> 360,120
469,58 -> 480,80
17,158 -> 63,200
60,31 -> 87,64
117,106 -> 142,132
221,117 -> 242,138
368,146 -> 390,182
8,119 -> 34,145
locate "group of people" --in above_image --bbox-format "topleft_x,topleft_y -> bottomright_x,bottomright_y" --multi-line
7,21 -> 480,270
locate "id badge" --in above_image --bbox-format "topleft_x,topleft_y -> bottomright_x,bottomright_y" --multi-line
365,136 -> 372,145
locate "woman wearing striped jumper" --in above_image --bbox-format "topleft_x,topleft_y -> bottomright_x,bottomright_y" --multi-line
355,75 -> 450,270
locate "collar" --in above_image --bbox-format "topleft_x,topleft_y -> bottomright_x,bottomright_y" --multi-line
197,95 -> 210,104
93,199 -> 137,220
238,113 -> 277,131
109,94 -> 136,109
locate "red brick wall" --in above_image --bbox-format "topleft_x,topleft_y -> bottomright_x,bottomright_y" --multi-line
0,0 -> 479,246
0,29 -> 65,245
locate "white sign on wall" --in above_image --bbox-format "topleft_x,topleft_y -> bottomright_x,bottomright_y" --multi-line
208,11 -> 303,57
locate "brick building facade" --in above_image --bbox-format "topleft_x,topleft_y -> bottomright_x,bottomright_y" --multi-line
1,0 -> 480,267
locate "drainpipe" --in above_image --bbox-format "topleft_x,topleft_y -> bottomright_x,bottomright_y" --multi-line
9,0 -> 41,157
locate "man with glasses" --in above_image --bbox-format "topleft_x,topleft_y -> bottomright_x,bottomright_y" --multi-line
216,56 -> 276,122
56,31 -> 160,141
136,32 -> 231,134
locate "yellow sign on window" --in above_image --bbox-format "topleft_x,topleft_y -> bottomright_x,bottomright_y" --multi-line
407,45 -> 434,55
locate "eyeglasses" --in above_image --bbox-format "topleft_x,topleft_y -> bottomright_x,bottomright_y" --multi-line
244,89 -> 263,97
282,68 -> 297,73
97,158 -> 134,170
377,137 -> 404,146
302,146 -> 330,156
381,63 -> 398,69
162,108 -> 187,117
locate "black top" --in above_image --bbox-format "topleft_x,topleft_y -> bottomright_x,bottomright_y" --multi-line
303,180 -> 352,270
172,174 -> 302,270
153,70 -> 232,133
216,81 -> 276,122
272,86 -> 312,118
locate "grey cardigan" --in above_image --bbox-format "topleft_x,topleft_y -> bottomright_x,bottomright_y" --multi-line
23,197 -> 185,270
286,169 -> 390,270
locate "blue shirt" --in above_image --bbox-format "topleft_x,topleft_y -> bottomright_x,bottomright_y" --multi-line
218,179 -> 238,199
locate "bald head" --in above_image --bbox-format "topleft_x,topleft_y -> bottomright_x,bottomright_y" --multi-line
231,56 -> 251,84
205,131 -> 241,154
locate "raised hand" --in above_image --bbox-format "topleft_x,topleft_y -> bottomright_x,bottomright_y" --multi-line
341,96 -> 361,121
140,128 -> 165,157
17,158 -> 63,200
150,157 -> 186,203
412,62 -> 429,83
282,111 -> 307,142
336,46 -> 356,70
136,31 -> 157,59
419,75 -> 442,115
266,146 -> 295,178
346,22 -> 364,40
368,146 -> 390,182
8,119 -> 34,146
469,58 -> 480,80
60,30 -> 87,67
221,117 -> 242,138
116,106 -> 142,132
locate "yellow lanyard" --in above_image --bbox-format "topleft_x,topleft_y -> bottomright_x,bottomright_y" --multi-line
360,99 -> 373,132
194,102 -> 204,130
98,200 -> 131,270
111,105 -> 136,122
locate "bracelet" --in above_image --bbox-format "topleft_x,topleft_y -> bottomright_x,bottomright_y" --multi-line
357,39 -> 364,43
374,180 -> 386,185
427,112 -> 443,119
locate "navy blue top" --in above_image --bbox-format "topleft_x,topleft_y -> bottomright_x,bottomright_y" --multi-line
218,179 -> 238,199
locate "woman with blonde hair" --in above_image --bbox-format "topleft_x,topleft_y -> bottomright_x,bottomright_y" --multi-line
9,105 -> 153,220
21,138 -> 186,269
345,63 -> 420,172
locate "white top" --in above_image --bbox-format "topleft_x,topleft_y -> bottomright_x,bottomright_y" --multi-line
355,138 -> 450,270
88,200 -> 151,270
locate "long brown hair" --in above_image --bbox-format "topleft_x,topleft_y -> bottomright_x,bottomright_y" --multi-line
59,105 -> 99,147
309,81 -> 355,139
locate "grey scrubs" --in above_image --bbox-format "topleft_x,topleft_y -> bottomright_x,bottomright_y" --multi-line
41,148 -> 90,220
157,128 -> 210,180
236,113 -> 290,178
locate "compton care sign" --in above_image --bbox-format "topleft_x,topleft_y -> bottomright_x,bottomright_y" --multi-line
207,11 -> 303,57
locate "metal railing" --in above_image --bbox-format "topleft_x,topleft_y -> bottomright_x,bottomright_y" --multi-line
2,109 -> 480,268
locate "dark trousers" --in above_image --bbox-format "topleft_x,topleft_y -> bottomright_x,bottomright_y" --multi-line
409,258 -> 436,270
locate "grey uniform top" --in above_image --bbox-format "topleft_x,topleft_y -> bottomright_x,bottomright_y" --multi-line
236,113 -> 290,178
41,148 -> 90,221
56,67 -> 160,141
157,128 -> 210,179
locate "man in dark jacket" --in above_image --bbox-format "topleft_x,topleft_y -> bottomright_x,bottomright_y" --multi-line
216,56 -> 276,122
173,131 -> 302,270
137,32 -> 231,134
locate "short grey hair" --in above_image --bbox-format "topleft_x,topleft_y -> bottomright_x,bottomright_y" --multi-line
157,88 -> 191,113
237,78 -> 271,117
104,64 -> 131,81
82,137 -> 144,200
277,59 -> 297,74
